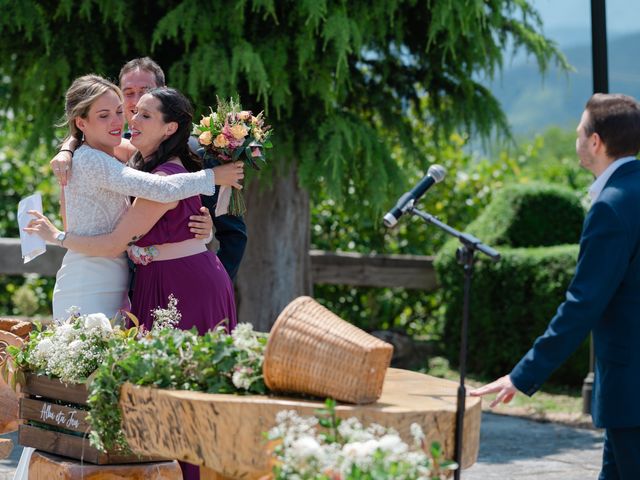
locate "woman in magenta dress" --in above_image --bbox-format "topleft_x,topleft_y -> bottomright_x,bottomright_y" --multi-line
124,88 -> 236,335
129,159 -> 237,333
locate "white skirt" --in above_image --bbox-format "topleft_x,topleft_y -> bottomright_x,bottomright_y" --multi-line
52,251 -> 131,321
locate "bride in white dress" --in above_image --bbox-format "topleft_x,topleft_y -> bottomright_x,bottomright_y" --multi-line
13,75 -> 243,477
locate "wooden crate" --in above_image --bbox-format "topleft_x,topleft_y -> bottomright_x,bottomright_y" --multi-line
19,372 -> 165,464
28,450 -> 182,479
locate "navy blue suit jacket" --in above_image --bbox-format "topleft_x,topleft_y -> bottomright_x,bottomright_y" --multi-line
510,160 -> 640,428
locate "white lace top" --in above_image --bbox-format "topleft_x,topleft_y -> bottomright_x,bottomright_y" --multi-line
64,145 -> 215,236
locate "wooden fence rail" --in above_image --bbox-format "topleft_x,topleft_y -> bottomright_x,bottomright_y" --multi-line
0,238 -> 438,291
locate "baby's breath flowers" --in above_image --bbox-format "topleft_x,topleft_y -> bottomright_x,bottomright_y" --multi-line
267,399 -> 457,480
8,310 -> 127,384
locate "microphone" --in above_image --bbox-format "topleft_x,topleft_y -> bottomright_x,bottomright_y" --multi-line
383,164 -> 446,228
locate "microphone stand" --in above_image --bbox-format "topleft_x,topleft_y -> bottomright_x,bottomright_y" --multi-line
406,204 -> 500,480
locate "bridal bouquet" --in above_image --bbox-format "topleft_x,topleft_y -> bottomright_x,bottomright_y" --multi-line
266,399 -> 457,480
193,96 -> 273,216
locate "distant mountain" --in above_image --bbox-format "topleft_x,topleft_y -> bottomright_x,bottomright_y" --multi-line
489,32 -> 640,135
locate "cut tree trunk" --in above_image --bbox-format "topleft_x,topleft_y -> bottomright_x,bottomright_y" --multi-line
1,326 -> 27,434
236,163 -> 312,331
119,368 -> 481,479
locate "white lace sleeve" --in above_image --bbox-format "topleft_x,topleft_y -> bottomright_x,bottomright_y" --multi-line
77,146 -> 215,201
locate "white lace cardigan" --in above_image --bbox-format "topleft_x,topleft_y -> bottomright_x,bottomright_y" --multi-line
64,145 -> 215,236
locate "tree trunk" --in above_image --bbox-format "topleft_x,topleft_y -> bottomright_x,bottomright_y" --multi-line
236,163 -> 312,332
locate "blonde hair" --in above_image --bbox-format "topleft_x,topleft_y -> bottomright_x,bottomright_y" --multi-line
61,74 -> 123,142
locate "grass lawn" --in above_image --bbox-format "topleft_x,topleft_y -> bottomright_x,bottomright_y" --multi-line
425,356 -> 594,429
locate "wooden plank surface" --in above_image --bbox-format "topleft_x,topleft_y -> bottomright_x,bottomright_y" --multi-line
20,397 -> 90,434
0,238 -> 66,277
19,424 -> 104,464
120,368 -> 481,479
28,450 -> 182,479
19,424 -> 165,465
0,238 -> 438,291
23,373 -> 89,406
309,249 -> 437,290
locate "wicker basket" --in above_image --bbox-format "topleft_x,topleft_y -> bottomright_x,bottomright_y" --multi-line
263,296 -> 393,404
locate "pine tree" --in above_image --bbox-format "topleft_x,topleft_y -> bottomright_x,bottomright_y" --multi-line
0,0 -> 567,329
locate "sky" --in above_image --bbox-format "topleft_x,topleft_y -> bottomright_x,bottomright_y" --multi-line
531,0 -> 640,46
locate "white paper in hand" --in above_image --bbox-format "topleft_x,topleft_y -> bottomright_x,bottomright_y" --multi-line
18,192 -> 46,263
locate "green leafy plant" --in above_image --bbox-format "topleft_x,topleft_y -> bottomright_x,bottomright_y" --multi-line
88,323 -> 268,452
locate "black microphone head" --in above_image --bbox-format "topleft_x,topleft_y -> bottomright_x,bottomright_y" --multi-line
428,164 -> 446,183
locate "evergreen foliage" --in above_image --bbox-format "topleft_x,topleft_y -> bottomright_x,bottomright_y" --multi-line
435,184 -> 588,385
0,0 -> 568,208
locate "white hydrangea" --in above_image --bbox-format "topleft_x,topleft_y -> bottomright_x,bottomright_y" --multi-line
231,322 -> 261,350
377,433 -> 408,455
84,313 -> 112,332
34,338 -> 53,356
231,368 -> 252,390
290,435 -> 323,460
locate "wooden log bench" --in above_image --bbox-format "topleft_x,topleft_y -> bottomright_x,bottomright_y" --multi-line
27,451 -> 182,479
1,319 -> 31,436
120,368 -> 482,479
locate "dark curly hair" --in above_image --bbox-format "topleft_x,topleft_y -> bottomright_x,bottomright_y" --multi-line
130,87 -> 202,173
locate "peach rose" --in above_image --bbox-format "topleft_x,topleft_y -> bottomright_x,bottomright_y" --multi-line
230,124 -> 248,140
214,133 -> 229,148
200,115 -> 212,128
199,131 -> 212,146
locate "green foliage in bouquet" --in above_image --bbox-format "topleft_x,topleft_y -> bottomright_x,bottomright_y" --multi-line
88,323 -> 268,452
435,183 -> 587,385
268,398 -> 457,480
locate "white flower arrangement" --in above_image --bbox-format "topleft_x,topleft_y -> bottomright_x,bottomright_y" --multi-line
15,309 -> 125,384
267,400 -> 457,480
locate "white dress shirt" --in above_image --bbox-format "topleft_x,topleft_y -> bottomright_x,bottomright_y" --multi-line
588,156 -> 638,202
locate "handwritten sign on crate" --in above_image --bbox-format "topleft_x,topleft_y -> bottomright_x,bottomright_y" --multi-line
18,372 -> 164,464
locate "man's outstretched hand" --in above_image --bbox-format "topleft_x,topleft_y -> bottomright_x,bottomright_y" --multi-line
469,375 -> 518,408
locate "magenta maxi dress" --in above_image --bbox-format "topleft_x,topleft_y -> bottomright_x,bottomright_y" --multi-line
131,162 -> 237,333
130,162 -> 237,479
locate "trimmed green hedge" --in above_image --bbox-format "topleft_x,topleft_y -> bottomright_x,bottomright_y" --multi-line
435,183 -> 588,385
468,182 -> 585,248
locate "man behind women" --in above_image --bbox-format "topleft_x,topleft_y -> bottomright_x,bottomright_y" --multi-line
471,93 -> 640,480
51,57 -> 247,280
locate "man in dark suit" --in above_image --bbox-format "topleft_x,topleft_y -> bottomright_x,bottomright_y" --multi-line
470,93 -> 640,479
52,57 -> 247,280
